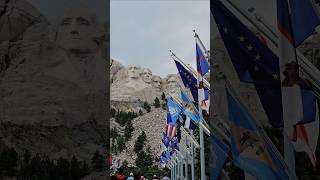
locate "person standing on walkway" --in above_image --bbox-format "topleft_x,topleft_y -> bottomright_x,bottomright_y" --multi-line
127,172 -> 134,180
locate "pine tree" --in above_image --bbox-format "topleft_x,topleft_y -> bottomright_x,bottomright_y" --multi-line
110,127 -> 118,139
124,120 -> 134,141
134,131 -> 147,154
139,109 -> 143,116
23,149 -> 31,166
29,153 -> 42,179
81,161 -> 90,177
117,136 -> 126,152
0,147 -> 19,177
70,156 -> 82,180
161,92 -> 166,101
162,103 -> 166,110
18,150 -> 32,179
154,97 -> 160,108
143,101 -> 151,112
111,138 -> 117,154
56,157 -> 71,179
135,147 -> 153,169
111,108 -> 116,117
91,150 -> 104,172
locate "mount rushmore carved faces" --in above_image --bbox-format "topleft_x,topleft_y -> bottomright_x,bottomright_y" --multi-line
141,68 -> 153,84
56,5 -> 99,54
166,75 -> 179,89
0,3 -> 107,127
126,65 -> 142,79
152,75 -> 162,91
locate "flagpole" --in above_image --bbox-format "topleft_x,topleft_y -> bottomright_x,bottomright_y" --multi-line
180,156 -> 184,179
171,165 -> 173,180
193,30 -> 210,60
190,129 -> 195,180
173,158 -> 176,180
194,39 -> 206,180
185,135 -> 189,180
181,127 -> 200,148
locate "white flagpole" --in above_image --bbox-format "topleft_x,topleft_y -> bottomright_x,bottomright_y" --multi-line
190,130 -> 195,180
185,135 -> 189,180
171,165 -> 173,180
193,30 -> 210,61
173,159 -> 176,180
194,39 -> 206,180
181,127 -> 200,148
180,156 -> 184,179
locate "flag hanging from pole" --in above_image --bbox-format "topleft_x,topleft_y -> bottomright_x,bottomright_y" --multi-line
286,0 -> 320,47
175,60 -> 199,102
226,88 -> 289,180
196,41 -> 210,114
166,97 -> 183,126
209,134 -> 230,180
212,0 -> 318,130
277,0 -> 319,166
180,90 -> 201,124
212,0 -> 283,128
196,42 -> 209,76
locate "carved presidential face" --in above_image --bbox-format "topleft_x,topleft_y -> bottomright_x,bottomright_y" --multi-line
152,75 -> 162,90
166,75 -> 178,89
141,68 -> 152,83
56,6 -> 98,53
126,65 -> 141,79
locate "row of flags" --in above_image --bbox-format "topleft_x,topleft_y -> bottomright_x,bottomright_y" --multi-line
159,31 -> 211,168
209,0 -> 320,179
161,0 -> 320,179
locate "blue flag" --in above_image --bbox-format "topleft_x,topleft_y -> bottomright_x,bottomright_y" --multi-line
279,0 -> 320,47
212,0 -> 317,128
180,90 -> 201,124
183,105 -> 201,124
210,135 -> 230,180
166,97 -> 183,126
196,42 -> 209,76
212,0 -> 282,127
226,89 -> 289,180
180,90 -> 191,104
174,60 -> 199,102
166,111 -> 172,124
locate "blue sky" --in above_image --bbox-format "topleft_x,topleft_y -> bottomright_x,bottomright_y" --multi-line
111,0 -> 210,77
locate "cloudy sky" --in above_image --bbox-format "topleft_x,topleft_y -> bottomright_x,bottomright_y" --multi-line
26,0 -> 277,77
111,0 -> 210,77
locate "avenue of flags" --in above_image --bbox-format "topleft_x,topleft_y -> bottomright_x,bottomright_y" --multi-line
161,0 -> 320,179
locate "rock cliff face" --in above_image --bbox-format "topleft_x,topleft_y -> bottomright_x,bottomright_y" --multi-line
0,0 -> 108,166
110,60 -> 189,167
111,108 -> 166,166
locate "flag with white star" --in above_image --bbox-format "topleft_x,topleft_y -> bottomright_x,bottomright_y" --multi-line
174,60 -> 209,103
212,0 -> 283,128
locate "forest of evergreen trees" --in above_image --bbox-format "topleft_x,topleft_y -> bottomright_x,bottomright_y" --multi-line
0,148 -> 106,180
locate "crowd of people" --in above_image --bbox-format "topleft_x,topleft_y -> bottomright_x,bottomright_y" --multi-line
111,167 -> 170,180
